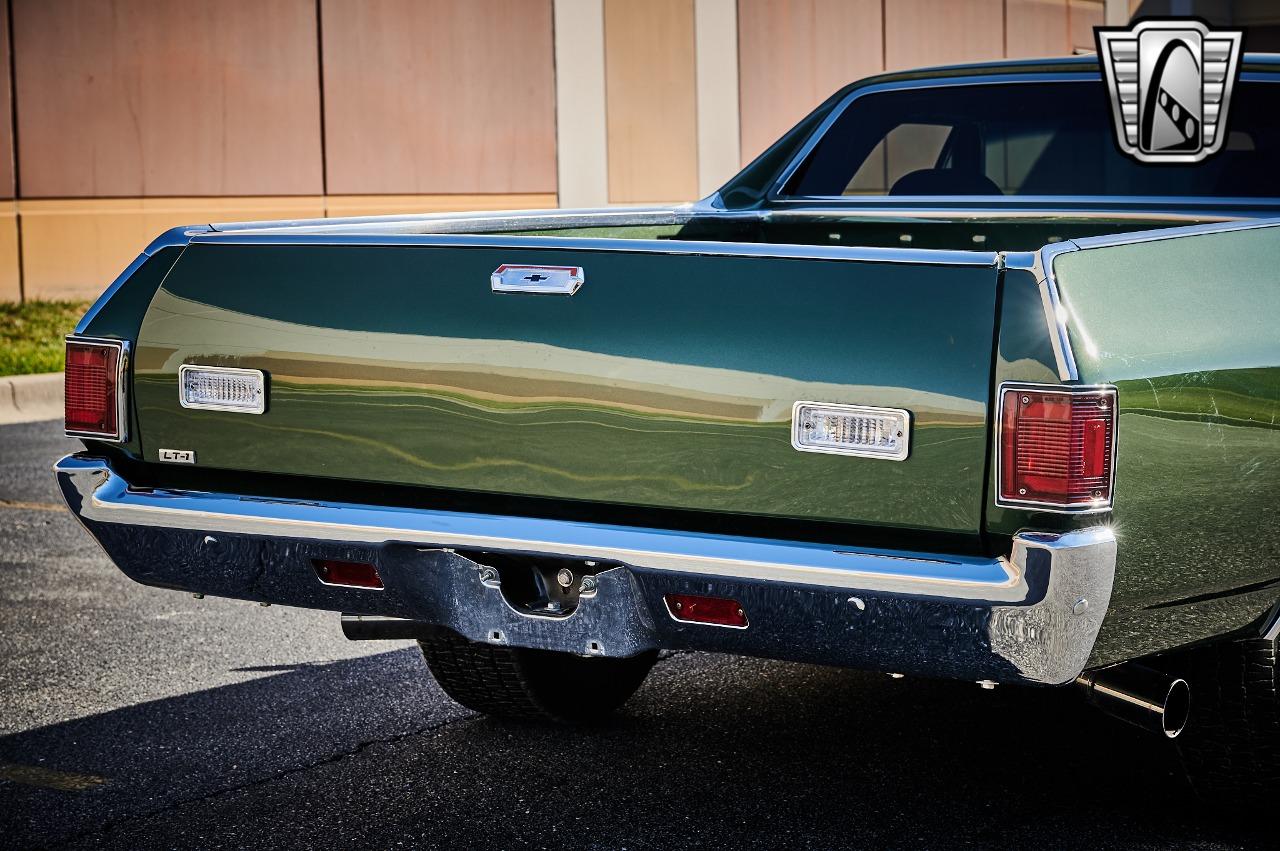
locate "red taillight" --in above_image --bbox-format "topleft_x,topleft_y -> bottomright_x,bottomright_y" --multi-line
998,384 -> 1116,511
64,338 -> 124,440
664,594 -> 748,628
313,559 -> 384,590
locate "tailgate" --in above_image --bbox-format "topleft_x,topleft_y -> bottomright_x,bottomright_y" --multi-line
132,237 -> 998,533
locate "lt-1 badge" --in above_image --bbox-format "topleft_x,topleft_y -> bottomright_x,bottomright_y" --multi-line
1096,18 -> 1243,164
158,449 -> 195,464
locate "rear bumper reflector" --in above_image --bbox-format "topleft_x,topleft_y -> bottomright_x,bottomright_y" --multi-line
665,594 -> 748,628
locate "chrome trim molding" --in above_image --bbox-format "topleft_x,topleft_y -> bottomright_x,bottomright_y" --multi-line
1069,215 -> 1280,249
1001,242 -> 1082,382
55,455 -> 1118,684
191,231 -> 999,269
767,196 -> 1280,213
765,205 -> 1257,219
65,454 -> 1036,603
63,336 -> 131,443
210,206 -> 690,236
1263,604 -> 1280,642
1037,241 -> 1083,382
993,382 -> 1118,515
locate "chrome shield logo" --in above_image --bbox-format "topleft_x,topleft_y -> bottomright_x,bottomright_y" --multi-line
1096,19 -> 1243,164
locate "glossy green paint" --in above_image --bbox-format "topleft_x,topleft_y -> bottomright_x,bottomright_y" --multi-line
75,244 -> 185,457
985,267 -> 1082,539
1052,226 -> 1280,663
133,242 -> 997,533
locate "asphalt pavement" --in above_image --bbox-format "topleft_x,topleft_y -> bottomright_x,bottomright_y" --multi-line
0,419 -> 1271,850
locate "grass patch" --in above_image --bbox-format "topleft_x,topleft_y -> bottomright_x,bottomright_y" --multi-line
0,300 -> 90,376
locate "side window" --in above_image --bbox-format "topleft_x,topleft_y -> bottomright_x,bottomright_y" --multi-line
844,123 -> 953,194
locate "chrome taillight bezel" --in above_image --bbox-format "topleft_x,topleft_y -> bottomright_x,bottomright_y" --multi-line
994,381 -> 1118,514
64,335 -> 130,443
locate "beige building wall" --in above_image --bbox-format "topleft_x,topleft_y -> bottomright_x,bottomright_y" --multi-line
604,0 -> 699,203
3,0 -> 1122,302
320,0 -> 557,196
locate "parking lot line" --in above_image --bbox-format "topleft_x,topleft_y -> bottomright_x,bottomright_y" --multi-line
0,499 -> 64,513
0,762 -> 108,792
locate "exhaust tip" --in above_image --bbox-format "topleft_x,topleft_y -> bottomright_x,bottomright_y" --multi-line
1077,663 -> 1191,738
1161,677 -> 1191,739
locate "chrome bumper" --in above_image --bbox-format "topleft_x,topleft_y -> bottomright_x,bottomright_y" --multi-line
55,454 -> 1116,685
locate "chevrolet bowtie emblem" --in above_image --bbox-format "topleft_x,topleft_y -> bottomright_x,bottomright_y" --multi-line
1096,19 -> 1243,164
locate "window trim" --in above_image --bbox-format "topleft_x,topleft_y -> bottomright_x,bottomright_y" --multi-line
768,71 -> 1280,205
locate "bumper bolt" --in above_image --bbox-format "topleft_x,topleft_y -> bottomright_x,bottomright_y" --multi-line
556,568 -> 574,589
478,566 -> 500,586
1072,597 -> 1089,616
192,592 -> 204,600
888,672 -> 905,679
977,680 -> 997,690
579,575 -> 598,594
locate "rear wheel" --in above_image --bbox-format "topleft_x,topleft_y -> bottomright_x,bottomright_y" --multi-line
418,630 -> 657,723
1175,635 -> 1279,803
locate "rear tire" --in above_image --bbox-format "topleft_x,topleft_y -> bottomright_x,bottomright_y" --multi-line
418,630 -> 657,723
1174,635 -> 1280,803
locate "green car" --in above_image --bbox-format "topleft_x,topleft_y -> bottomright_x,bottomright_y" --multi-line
57,55 -> 1278,799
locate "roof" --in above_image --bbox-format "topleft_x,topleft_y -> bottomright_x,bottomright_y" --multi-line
835,52 -> 1280,95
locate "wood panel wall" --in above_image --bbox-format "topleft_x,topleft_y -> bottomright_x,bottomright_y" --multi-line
737,0 -> 883,165
1069,0 -> 1106,52
13,0 -> 323,198
738,0 -> 1109,167
0,0 -> 1127,300
604,0 -> 698,203
884,0 -> 1005,71
1006,0 -> 1072,58
320,0 -> 557,195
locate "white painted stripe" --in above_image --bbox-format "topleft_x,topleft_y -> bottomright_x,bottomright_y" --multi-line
553,0 -> 610,208
694,0 -> 741,198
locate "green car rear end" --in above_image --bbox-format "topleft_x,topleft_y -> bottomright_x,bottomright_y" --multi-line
52,56 -> 1280,798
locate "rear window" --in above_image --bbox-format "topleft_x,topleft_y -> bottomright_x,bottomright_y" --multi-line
783,80 -> 1280,198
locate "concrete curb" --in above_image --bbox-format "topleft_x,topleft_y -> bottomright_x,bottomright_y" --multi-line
0,372 -> 63,425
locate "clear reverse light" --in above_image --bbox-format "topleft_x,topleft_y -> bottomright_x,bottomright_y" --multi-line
792,402 -> 910,461
179,365 -> 266,414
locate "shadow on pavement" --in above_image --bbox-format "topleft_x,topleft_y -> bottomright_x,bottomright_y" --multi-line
0,647 -> 461,849
2,649 -> 1272,849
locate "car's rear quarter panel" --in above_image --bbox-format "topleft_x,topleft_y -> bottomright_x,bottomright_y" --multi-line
1051,225 -> 1280,662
